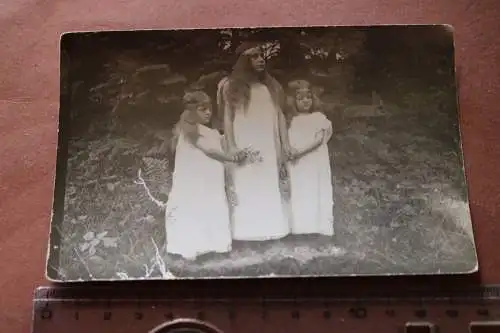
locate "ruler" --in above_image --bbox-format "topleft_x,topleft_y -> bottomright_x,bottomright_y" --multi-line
32,283 -> 500,333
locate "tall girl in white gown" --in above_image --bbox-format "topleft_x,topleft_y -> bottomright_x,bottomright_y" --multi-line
219,43 -> 291,241
286,80 -> 334,236
165,91 -> 248,260
231,83 -> 290,240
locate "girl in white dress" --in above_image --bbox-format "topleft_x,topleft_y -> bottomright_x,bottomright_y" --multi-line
165,91 -> 249,260
286,80 -> 334,236
219,43 -> 291,241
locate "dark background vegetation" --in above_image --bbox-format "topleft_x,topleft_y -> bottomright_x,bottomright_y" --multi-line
51,25 -> 477,280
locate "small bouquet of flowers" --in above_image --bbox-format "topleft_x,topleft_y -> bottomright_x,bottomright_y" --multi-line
235,146 -> 263,165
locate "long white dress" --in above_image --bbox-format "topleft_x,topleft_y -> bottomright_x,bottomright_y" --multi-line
288,112 -> 334,236
165,124 -> 232,259
230,83 -> 290,241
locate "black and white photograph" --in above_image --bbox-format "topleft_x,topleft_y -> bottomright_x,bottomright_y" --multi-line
46,25 -> 477,281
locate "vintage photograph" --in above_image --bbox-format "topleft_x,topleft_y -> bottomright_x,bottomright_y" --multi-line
46,25 -> 477,281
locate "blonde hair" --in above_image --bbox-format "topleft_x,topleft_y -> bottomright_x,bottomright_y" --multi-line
170,90 -> 213,152
285,80 -> 323,121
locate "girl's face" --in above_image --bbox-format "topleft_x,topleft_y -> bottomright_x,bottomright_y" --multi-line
295,90 -> 313,113
195,104 -> 212,124
246,48 -> 266,72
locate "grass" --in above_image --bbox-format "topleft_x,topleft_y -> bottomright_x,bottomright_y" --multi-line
52,96 -> 477,281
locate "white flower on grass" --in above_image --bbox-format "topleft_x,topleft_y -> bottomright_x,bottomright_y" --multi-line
79,231 -> 118,256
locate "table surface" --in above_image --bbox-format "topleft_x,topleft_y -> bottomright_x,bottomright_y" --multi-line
1,0 -> 499,331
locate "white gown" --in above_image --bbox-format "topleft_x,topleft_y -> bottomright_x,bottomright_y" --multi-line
288,112 -> 334,236
229,83 -> 290,241
165,125 -> 232,259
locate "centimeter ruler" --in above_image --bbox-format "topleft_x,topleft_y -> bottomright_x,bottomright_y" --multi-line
32,283 -> 500,333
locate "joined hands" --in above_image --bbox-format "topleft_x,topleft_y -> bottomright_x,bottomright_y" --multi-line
287,130 -> 327,163
230,147 -> 263,165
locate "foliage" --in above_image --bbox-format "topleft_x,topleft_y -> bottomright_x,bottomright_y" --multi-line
52,27 -> 476,280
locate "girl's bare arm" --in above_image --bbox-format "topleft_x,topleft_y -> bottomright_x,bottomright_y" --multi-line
323,119 -> 333,142
292,132 -> 324,161
192,136 -> 237,163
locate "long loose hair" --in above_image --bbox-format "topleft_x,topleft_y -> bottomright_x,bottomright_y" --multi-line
221,51 -> 286,120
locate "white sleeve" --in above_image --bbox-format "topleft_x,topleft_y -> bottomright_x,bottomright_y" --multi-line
316,112 -> 332,131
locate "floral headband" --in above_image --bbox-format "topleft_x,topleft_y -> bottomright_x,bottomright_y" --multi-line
287,80 -> 313,95
235,41 -> 263,56
182,90 -> 211,108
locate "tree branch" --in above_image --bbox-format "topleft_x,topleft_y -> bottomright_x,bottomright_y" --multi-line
73,248 -> 94,280
151,237 -> 175,279
134,168 -> 167,208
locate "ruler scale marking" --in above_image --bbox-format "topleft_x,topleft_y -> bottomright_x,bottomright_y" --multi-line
32,285 -> 500,333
